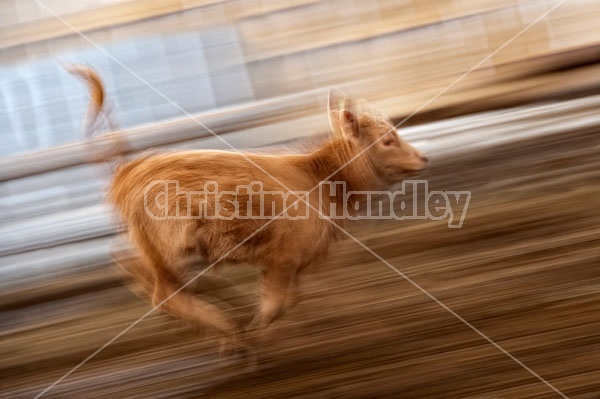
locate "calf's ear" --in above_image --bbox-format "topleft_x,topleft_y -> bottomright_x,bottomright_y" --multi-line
339,98 -> 359,139
327,88 -> 344,138
328,88 -> 360,139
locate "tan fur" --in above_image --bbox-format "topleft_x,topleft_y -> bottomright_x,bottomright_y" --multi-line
75,68 -> 428,355
65,64 -> 111,136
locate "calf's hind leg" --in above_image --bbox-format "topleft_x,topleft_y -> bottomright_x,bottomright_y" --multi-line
151,267 -> 248,355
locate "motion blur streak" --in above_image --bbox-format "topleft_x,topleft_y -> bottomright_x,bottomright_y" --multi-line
1,1 -> 599,398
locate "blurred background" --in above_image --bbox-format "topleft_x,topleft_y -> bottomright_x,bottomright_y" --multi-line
1,0 -> 599,398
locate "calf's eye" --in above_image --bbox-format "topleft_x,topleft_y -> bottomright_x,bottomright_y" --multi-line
382,137 -> 395,146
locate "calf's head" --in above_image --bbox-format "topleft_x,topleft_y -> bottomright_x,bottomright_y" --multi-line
328,91 -> 428,186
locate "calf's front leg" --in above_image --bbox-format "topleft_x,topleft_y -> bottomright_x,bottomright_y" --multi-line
248,266 -> 297,331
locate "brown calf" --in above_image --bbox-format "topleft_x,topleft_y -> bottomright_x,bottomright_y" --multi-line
72,66 -> 428,355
